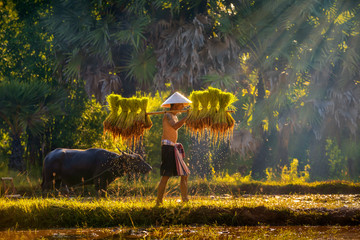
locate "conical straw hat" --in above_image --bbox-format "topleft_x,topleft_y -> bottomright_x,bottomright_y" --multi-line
161,92 -> 192,108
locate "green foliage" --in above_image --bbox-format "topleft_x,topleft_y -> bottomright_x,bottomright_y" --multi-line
0,80 -> 65,136
265,159 -> 310,184
0,80 -> 66,170
325,139 -> 347,179
72,98 -> 118,150
2,0 -> 360,181
280,159 -> 310,184
0,0 -> 53,81
126,46 -> 157,88
265,167 -> 276,182
212,172 -> 252,184
0,129 -> 10,156
50,84 -> 88,149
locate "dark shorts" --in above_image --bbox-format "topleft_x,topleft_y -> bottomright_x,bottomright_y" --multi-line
160,145 -> 178,176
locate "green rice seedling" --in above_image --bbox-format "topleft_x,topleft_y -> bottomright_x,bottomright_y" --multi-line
121,97 -> 140,143
184,88 -> 237,141
103,94 -> 121,138
212,92 -> 237,140
104,95 -> 154,146
208,87 -> 221,140
197,91 -> 211,136
208,87 -> 220,118
185,91 -> 202,136
114,98 -> 129,138
140,97 -> 152,130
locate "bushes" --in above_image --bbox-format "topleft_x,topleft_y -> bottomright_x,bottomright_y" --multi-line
265,159 -> 310,184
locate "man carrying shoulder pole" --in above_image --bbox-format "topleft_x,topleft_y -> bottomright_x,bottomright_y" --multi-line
156,92 -> 191,205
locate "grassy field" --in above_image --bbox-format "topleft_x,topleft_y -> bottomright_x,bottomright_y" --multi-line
1,171 -> 360,230
0,194 -> 359,229
2,171 -> 360,197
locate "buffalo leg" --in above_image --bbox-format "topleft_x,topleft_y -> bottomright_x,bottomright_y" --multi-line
42,171 -> 57,191
94,178 -> 108,197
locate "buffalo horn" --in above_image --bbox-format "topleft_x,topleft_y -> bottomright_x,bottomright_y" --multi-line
117,147 -> 126,155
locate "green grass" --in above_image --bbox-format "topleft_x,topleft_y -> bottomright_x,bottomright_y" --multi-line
2,170 -> 360,197
0,194 -> 359,229
1,167 -> 360,229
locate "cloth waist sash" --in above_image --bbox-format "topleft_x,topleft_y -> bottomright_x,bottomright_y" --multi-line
161,139 -> 190,176
161,139 -> 175,146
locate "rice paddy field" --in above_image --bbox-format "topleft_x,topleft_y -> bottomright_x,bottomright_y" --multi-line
1,178 -> 360,239
1,194 -> 360,229
1,226 -> 360,239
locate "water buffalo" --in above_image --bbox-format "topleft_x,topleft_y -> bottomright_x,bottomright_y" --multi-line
41,148 -> 152,194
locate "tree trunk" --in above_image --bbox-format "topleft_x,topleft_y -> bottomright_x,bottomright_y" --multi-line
27,131 -> 41,166
275,124 -> 290,167
251,73 -> 268,179
309,137 -> 328,181
8,134 -> 25,172
251,134 -> 270,179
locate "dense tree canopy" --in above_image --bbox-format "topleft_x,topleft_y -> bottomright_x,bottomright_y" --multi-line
1,0 -> 360,180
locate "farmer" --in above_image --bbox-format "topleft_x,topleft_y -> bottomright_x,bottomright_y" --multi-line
156,92 -> 192,205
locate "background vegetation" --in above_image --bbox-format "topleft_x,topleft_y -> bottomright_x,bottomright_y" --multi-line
1,0 -> 360,185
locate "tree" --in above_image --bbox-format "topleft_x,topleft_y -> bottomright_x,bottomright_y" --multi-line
234,0 -> 360,179
43,0 -> 246,100
0,0 -> 53,81
0,81 -> 65,171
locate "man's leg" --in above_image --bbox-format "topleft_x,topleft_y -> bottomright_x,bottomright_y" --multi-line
180,175 -> 189,202
156,176 -> 170,205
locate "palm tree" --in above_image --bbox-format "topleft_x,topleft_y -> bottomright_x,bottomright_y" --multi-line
285,0 -> 360,179
44,0 -> 247,99
235,0 -> 360,179
43,0 -> 154,101
0,81 -> 65,171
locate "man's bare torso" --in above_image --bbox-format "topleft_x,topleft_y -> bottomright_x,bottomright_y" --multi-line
162,113 -> 178,143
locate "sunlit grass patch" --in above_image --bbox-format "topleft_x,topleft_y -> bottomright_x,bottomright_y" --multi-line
0,195 -> 359,229
1,166 -> 360,197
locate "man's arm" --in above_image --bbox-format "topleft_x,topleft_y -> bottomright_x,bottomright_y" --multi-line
165,113 -> 188,130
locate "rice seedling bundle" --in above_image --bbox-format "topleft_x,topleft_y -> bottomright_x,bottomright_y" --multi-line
123,98 -> 138,137
197,91 -> 211,128
208,87 -> 220,124
212,92 -> 237,139
104,95 -> 152,144
104,89 -> 235,144
185,87 -> 237,140
185,91 -> 202,134
115,98 -> 129,136
103,94 -> 121,137
140,98 -> 152,130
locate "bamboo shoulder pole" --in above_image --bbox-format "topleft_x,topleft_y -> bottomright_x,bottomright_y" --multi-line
146,110 -> 188,115
146,109 -> 235,115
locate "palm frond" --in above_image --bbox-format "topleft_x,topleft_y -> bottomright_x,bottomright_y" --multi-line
112,16 -> 149,50
0,81 -> 66,136
63,48 -> 83,79
125,47 -> 157,88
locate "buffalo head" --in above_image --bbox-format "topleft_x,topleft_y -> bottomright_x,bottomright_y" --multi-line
118,150 -> 152,175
